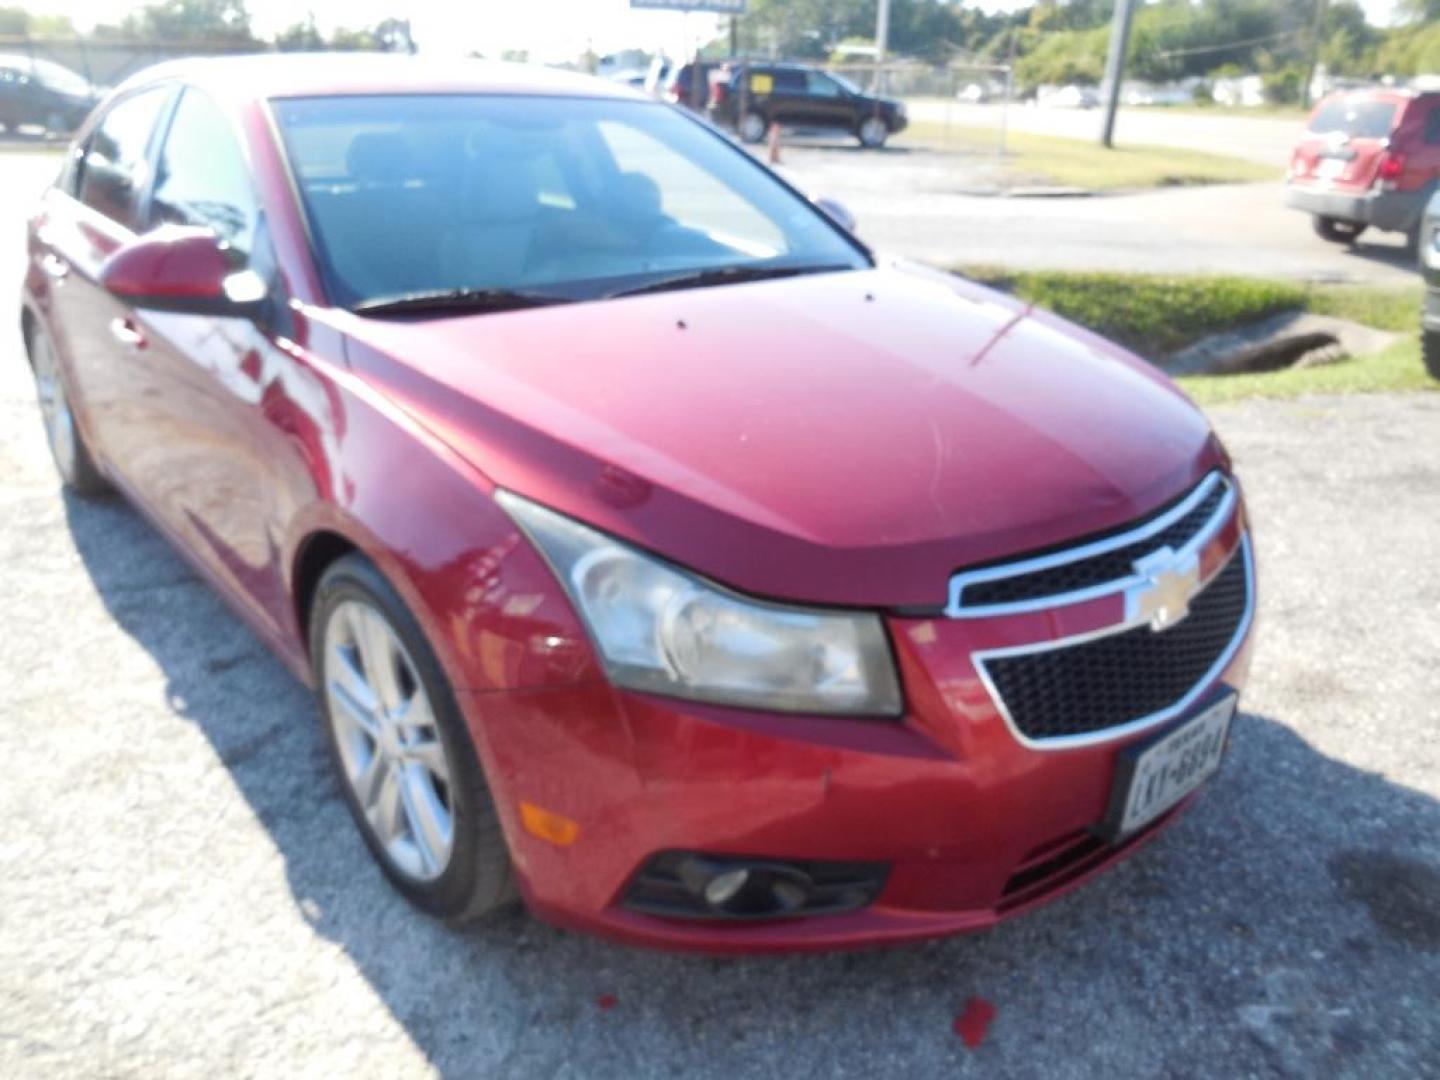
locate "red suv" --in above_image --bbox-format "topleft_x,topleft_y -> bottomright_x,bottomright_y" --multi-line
1286,87 -> 1440,247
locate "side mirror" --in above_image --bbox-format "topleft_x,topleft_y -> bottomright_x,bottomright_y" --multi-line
100,225 -> 266,317
814,196 -> 857,234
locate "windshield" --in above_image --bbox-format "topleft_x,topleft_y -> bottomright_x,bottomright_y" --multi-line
1308,98 -> 1398,139
272,94 -> 867,309
829,71 -> 864,96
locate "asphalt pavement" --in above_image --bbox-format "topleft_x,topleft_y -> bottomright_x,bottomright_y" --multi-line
769,145 -> 1417,285
2,145 -> 1439,1078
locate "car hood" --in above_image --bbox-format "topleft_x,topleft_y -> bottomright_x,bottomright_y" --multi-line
339,263 -> 1221,608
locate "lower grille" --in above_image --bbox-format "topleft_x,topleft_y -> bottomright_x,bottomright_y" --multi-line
980,542 -> 1251,743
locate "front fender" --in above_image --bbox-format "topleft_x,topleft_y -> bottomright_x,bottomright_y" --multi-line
279,336 -> 601,696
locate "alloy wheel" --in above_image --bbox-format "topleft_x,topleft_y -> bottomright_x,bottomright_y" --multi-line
31,330 -> 78,480
323,599 -> 455,882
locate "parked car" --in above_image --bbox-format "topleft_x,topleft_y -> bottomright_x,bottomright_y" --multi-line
710,62 -> 907,148
22,55 -> 1255,953
1419,190 -> 1440,379
1286,87 -> 1440,248
0,55 -> 101,136
655,59 -> 717,111
1037,84 -> 1100,109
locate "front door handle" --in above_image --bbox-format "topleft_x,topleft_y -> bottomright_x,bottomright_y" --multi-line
108,317 -> 147,350
40,253 -> 69,280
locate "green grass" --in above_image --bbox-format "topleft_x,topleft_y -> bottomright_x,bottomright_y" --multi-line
1178,339 -> 1434,404
959,266 -> 1434,402
1303,284 -> 1422,332
900,121 -> 1277,190
961,267 -> 1307,356
1128,103 -> 1309,120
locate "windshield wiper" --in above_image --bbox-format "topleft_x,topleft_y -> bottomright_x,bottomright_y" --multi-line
353,288 -> 572,317
605,263 -> 855,299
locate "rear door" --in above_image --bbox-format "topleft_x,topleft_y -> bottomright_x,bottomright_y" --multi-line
801,71 -> 858,134
1293,94 -> 1402,191
765,68 -> 810,128
1397,96 -> 1440,195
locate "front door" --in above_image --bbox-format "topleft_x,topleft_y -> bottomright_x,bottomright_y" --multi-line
41,85 -> 174,488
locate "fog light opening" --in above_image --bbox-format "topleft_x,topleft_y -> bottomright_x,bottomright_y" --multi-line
623,851 -> 889,921
678,857 -> 816,917
702,868 -> 751,908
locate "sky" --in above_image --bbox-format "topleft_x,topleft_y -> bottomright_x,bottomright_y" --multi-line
22,0 -> 1411,65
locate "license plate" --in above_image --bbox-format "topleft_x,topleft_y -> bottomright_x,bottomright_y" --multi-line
1100,694 -> 1236,841
1317,157 -> 1347,180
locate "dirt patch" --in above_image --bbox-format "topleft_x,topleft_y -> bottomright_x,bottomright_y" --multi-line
1165,312 -> 1398,377
1329,849 -> 1440,952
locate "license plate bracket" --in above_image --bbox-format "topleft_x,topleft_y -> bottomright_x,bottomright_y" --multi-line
1098,692 -> 1237,843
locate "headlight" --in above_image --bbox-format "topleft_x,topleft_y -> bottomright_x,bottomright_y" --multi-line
497,491 -> 902,717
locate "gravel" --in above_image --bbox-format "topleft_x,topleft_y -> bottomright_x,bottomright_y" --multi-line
2,149 -> 1438,1079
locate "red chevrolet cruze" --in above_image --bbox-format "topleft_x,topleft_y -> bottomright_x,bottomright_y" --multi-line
21,56 -> 1254,952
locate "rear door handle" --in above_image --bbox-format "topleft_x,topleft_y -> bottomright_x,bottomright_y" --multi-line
108,317 -> 147,350
40,253 -> 69,280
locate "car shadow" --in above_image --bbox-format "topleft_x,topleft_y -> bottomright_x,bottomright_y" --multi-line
1337,234 -> 1421,276
62,489 -> 1440,1077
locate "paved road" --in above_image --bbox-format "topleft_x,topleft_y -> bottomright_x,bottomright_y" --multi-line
770,145 -> 1417,285
906,101 -> 1304,169
3,147 -> 1439,1078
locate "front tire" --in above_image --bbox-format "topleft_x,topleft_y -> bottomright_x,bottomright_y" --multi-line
1423,328 -> 1440,381
858,117 -> 889,149
26,321 -> 108,496
1313,215 -> 1366,244
311,553 -> 513,922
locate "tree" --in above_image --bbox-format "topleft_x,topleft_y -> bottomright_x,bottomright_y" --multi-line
274,15 -> 323,51
1399,0 -> 1440,22
117,0 -> 257,44
373,18 -> 415,53
326,19 -> 415,52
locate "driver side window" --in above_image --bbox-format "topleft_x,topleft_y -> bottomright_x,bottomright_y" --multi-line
77,87 -> 170,231
150,88 -> 259,258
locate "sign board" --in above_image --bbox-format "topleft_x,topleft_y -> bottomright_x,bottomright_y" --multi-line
629,0 -> 747,13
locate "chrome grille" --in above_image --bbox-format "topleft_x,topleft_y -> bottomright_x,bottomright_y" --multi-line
946,473 -> 1235,618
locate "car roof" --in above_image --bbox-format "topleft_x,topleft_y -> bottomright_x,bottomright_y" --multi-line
1321,86 -> 1434,105
113,52 -> 643,106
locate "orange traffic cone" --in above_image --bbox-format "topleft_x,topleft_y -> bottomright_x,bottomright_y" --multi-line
767,122 -> 781,165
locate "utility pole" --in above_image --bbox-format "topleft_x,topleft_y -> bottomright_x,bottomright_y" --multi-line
1302,0 -> 1330,109
1099,0 -> 1136,149
875,0 -> 891,95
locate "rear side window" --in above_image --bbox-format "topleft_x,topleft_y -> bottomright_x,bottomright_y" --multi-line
78,87 -> 170,230
773,70 -> 806,94
1425,108 -> 1440,145
150,88 -> 258,256
1308,99 -> 1398,139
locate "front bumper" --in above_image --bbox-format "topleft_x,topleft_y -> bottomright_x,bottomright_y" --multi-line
1285,182 -> 1424,233
1424,284 -> 1440,331
458,504 -> 1255,953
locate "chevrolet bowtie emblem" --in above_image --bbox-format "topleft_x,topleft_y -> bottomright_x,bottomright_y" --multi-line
1127,547 -> 1201,632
